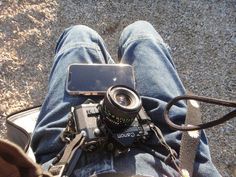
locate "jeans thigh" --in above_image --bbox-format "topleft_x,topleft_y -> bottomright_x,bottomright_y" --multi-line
119,21 -> 185,104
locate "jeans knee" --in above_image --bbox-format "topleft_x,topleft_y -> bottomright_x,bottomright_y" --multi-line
131,20 -> 154,29
119,20 -> 164,48
66,25 -> 99,38
55,25 -> 103,54
122,20 -> 156,36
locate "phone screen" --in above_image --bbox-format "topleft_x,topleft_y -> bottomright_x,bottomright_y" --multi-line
67,64 -> 135,95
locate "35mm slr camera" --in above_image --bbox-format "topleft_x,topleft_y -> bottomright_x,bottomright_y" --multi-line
71,85 -> 152,152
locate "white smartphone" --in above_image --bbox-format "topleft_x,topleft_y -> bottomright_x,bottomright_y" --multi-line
66,64 -> 135,95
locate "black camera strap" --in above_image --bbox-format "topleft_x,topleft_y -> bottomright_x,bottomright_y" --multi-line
48,133 -> 85,177
164,94 -> 236,131
164,94 -> 236,177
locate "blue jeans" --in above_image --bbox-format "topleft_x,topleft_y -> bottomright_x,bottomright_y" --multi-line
32,21 -> 221,177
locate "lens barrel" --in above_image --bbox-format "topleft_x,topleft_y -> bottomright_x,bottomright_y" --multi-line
101,85 -> 142,130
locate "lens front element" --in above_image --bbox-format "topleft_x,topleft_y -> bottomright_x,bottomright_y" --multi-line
115,93 -> 131,107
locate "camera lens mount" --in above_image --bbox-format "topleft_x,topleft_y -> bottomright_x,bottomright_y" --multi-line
101,85 -> 142,130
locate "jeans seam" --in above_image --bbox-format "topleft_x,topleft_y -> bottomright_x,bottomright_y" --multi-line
95,33 -> 104,61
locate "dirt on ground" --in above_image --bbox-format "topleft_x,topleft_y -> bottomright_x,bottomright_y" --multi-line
0,0 -> 235,176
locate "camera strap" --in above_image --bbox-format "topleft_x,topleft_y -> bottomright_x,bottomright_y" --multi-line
178,99 -> 202,177
164,94 -> 236,131
149,125 -> 180,171
164,94 -> 236,177
48,133 -> 85,177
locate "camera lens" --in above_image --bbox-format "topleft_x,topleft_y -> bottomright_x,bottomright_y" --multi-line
101,85 -> 142,130
115,94 -> 131,107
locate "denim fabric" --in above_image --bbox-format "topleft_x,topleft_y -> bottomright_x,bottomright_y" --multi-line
32,21 -> 221,177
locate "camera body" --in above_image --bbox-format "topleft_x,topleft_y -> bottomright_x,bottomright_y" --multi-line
65,85 -> 153,153
73,102 -> 151,151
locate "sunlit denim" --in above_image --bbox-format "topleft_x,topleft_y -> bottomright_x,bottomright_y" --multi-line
32,21 -> 221,177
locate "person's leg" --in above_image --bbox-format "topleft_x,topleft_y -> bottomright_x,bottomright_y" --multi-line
117,21 -> 220,177
32,25 -> 114,164
118,20 -> 185,102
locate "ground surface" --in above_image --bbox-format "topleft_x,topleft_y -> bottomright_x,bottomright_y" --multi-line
0,0 -> 235,176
